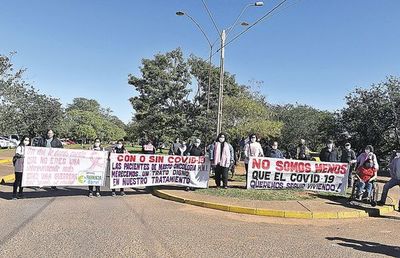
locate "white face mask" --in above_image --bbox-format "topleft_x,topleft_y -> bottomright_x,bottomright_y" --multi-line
345,146 -> 350,150
250,138 -> 256,143
219,137 -> 225,143
94,143 -> 100,147
396,152 -> 400,158
23,140 -> 30,145
272,145 -> 278,150
117,144 -> 122,149
327,144 -> 333,149
365,150 -> 370,154
195,143 -> 200,147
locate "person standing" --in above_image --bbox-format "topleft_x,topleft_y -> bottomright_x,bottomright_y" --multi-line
268,141 -> 285,159
319,140 -> 339,162
142,140 -> 156,154
244,134 -> 264,174
39,129 -> 63,190
168,137 -> 181,155
341,143 -> 357,187
210,133 -> 234,189
378,150 -> 400,207
184,138 -> 204,191
112,140 -> 127,196
88,138 -> 104,197
12,136 -> 30,200
296,139 -> 310,160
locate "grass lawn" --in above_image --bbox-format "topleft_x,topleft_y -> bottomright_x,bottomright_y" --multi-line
194,187 -> 317,201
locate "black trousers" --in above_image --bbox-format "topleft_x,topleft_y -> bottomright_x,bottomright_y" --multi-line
13,172 -> 23,196
215,165 -> 229,187
88,186 -> 100,193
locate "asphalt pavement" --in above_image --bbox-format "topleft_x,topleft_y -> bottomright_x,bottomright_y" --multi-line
0,184 -> 399,258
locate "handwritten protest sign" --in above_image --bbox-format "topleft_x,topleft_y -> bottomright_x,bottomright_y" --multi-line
110,154 -> 210,189
22,146 -> 108,187
247,157 -> 348,194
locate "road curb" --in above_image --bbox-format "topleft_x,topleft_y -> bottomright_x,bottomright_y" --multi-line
0,173 -> 15,184
0,159 -> 12,164
152,189 -> 396,219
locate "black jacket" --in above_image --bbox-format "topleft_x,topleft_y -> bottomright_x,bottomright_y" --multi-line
340,149 -> 356,163
38,137 -> 63,148
186,145 -> 204,157
319,147 -> 338,162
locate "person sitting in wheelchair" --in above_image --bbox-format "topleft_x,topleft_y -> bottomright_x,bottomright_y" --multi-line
355,158 -> 377,201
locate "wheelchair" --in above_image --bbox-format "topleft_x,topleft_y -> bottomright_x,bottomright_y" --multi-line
348,176 -> 379,207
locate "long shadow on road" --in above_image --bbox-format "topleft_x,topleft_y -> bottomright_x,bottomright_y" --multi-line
0,184 -> 149,200
326,237 -> 400,257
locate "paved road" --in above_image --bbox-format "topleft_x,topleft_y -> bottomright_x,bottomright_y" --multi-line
0,185 -> 399,258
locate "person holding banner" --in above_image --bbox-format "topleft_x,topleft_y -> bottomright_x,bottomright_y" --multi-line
296,139 -> 310,160
142,140 -> 156,154
268,141 -> 285,159
185,138 -> 204,157
210,133 -> 234,189
38,129 -> 63,190
88,138 -> 104,197
12,136 -> 30,200
319,140 -> 339,162
244,134 -> 264,174
112,140 -> 127,196
341,143 -> 357,187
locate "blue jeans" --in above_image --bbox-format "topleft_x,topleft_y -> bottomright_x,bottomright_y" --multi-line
380,178 -> 400,203
356,180 -> 373,197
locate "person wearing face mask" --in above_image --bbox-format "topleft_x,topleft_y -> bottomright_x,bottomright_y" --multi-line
296,139 -> 310,160
268,141 -> 284,159
12,136 -> 30,200
356,145 -> 379,170
210,133 -> 234,189
355,158 -> 377,200
244,134 -> 264,174
112,140 -> 127,196
341,143 -> 357,187
186,138 -> 204,157
319,140 -> 339,162
378,150 -> 400,207
142,140 -> 156,154
169,137 -> 181,155
87,138 -> 104,197
38,129 -> 63,190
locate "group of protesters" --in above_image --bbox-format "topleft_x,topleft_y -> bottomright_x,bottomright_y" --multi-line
10,130 -> 400,209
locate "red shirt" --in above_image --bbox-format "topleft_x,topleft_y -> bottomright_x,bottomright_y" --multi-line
357,167 -> 376,182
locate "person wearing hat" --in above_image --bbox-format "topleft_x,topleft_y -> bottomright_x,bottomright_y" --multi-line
210,133 -> 234,189
319,140 -> 339,162
341,143 -> 357,187
378,150 -> 400,207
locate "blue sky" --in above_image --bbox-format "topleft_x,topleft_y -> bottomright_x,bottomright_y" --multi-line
1,0 -> 399,123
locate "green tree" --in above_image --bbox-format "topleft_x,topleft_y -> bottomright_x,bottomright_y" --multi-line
340,76 -> 400,157
0,53 -> 64,137
128,48 -> 191,143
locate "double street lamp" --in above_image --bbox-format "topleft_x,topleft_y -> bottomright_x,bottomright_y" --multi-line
177,1 -> 264,136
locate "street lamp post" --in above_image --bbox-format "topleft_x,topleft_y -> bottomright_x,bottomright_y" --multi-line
177,1 -> 264,136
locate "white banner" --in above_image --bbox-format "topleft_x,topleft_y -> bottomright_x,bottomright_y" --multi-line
22,146 -> 108,187
110,153 -> 210,189
247,157 -> 348,194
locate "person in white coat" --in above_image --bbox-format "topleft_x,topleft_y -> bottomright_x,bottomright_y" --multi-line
244,134 -> 264,174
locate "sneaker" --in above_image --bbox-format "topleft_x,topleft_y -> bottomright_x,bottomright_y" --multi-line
88,192 -> 93,198
112,192 -> 116,197
223,186 -> 228,189
120,191 -> 126,196
12,195 -> 17,200
51,186 -> 58,191
96,192 -> 101,197
356,194 -> 362,201
17,194 -> 24,199
185,187 -> 190,192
